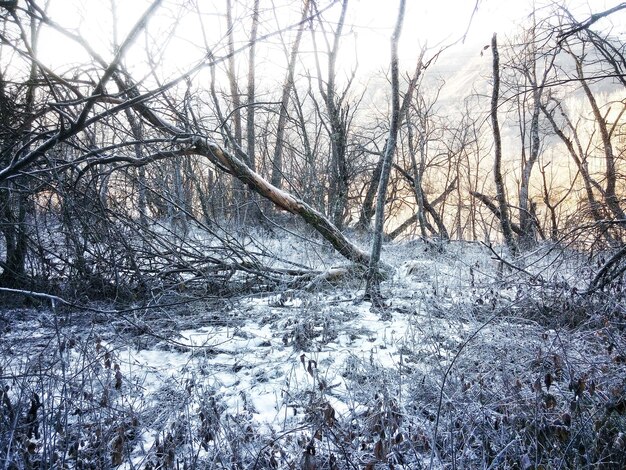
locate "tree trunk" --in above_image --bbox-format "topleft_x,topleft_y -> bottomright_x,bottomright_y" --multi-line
0,187 -> 28,287
518,93 -> 540,248
409,113 -> 429,237
311,0 -> 350,230
357,49 -> 426,231
365,0 -> 406,304
292,84 -> 319,208
0,5 -> 39,287
516,16 -> 556,249
357,156 -> 384,230
195,140 -> 372,266
270,0 -> 310,191
490,33 -> 518,255
246,0 -> 260,173
226,0 -> 246,218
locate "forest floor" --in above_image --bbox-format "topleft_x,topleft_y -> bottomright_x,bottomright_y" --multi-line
1,237 -> 625,469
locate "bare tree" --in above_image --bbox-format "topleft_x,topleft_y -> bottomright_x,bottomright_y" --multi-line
505,19 -> 557,248
394,78 -> 451,240
365,0 -> 406,304
490,33 -> 518,255
4,0 -> 625,300
310,0 -> 353,230
357,48 -> 428,232
575,55 -> 625,221
540,97 -> 609,232
246,0 -> 260,172
269,0 -> 310,195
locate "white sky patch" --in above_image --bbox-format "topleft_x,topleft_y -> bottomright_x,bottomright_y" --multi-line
30,0 -> 626,92
28,1 -> 500,73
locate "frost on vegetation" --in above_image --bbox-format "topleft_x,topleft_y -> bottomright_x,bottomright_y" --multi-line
1,240 -> 625,468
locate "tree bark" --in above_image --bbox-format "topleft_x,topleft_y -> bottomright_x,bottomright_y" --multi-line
515,14 -> 556,248
270,0 -> 310,190
226,0 -> 246,217
244,0 -> 261,221
0,4 -> 40,287
365,0 -> 406,303
518,89 -> 541,248
357,155 -> 384,230
195,140 -> 371,266
490,33 -> 518,255
311,0 -> 350,229
246,0 -> 260,172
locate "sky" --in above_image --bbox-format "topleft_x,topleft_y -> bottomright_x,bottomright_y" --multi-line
34,0 -> 527,73
30,0 -> 626,90
349,0 -> 522,64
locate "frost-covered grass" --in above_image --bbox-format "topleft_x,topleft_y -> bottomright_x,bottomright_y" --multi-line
1,237 -> 625,469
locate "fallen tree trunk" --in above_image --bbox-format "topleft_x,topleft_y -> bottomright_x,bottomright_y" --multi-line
194,140 -> 372,267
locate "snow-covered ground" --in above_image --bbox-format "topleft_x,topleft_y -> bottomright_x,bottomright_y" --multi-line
1,238 -> 624,469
